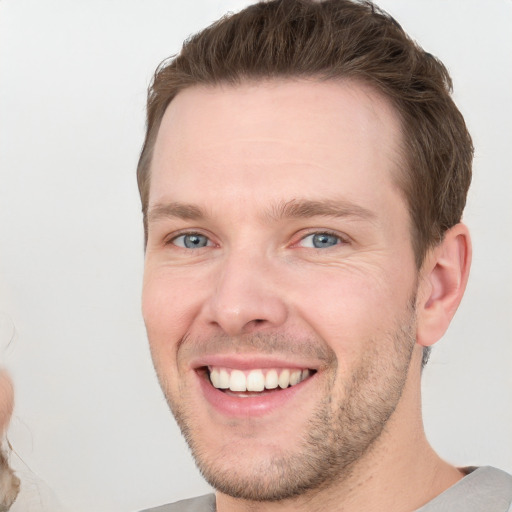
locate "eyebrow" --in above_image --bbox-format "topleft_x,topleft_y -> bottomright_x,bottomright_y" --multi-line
266,199 -> 377,223
147,198 -> 376,224
147,202 -> 208,223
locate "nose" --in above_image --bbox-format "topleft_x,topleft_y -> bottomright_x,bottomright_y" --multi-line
200,249 -> 288,337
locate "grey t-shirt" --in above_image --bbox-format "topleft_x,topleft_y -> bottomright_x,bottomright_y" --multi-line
140,466 -> 512,512
416,467 -> 512,512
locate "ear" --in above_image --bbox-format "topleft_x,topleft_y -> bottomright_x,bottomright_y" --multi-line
416,223 -> 472,348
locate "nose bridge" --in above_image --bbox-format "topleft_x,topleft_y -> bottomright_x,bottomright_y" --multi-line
203,243 -> 288,336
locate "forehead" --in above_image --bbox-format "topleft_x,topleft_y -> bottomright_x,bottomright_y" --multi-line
149,79 -> 404,211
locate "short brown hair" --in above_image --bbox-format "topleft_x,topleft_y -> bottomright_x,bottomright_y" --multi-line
138,0 -> 473,268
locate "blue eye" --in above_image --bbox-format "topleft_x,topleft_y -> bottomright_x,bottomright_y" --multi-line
300,232 -> 341,249
173,233 -> 210,249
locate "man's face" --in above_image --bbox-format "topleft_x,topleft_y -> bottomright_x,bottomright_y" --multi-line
142,79 -> 421,500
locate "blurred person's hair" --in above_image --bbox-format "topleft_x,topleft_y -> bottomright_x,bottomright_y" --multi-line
0,448 -> 19,511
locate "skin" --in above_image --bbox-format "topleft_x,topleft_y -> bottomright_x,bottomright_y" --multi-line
0,370 -> 13,436
0,369 -> 19,511
142,79 -> 471,512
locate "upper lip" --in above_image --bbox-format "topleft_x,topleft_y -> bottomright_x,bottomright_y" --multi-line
189,354 -> 320,372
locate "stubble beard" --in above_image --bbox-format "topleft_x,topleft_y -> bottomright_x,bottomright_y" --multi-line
158,304 -> 417,503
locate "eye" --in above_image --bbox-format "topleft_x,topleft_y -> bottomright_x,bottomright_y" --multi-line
172,233 -> 211,249
298,232 -> 343,249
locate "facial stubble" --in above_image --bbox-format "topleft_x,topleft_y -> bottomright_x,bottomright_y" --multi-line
156,304 -> 417,503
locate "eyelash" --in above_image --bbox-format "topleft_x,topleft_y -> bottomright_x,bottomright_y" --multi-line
166,229 -> 348,250
167,232 -> 213,249
295,230 -> 348,249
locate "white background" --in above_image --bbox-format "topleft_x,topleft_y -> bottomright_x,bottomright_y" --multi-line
0,1 -> 511,511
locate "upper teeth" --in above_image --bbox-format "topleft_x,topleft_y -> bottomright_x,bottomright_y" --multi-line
209,367 -> 311,392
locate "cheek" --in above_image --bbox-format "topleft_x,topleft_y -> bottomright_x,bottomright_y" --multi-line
142,271 -> 197,351
142,265 -> 216,367
142,281 -> 188,392
293,265 -> 401,313
288,263 -> 416,356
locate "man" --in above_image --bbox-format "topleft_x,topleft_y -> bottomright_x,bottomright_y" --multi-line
137,1 -> 512,511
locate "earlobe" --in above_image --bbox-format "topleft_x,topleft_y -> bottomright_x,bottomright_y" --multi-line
416,223 -> 472,347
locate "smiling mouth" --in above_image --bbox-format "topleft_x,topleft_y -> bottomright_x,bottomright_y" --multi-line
207,366 -> 315,394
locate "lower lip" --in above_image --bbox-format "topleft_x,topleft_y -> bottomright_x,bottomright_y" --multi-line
197,370 -> 314,418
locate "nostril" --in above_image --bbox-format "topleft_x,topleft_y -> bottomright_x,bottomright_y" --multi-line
243,318 -> 267,333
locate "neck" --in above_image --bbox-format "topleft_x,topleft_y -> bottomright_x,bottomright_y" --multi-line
216,349 -> 463,512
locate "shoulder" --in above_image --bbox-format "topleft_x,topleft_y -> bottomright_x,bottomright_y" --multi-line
462,466 -> 512,502
416,467 -> 512,512
139,494 -> 216,512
